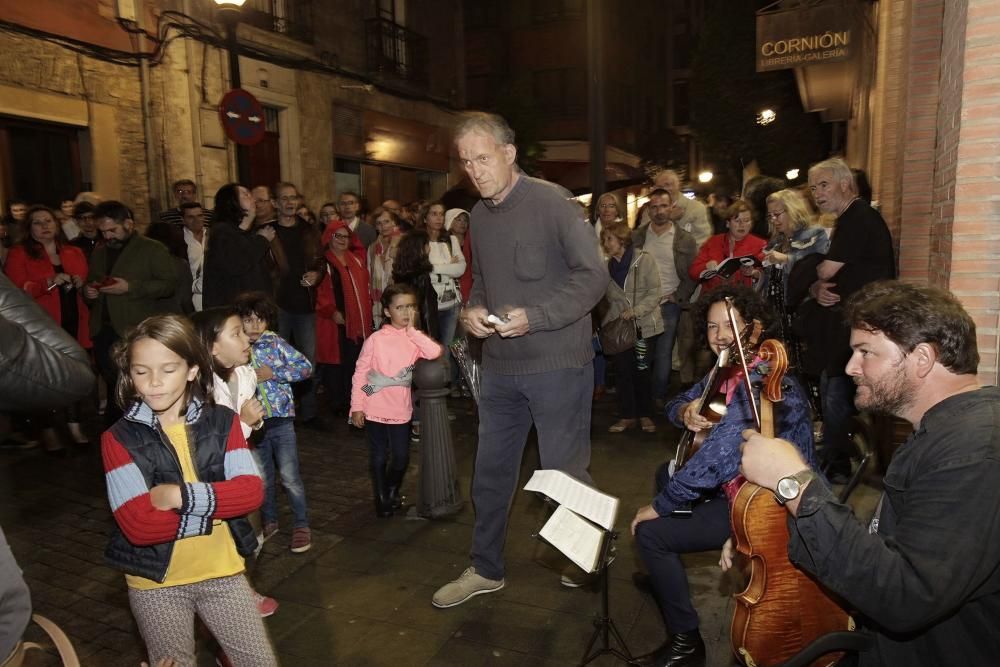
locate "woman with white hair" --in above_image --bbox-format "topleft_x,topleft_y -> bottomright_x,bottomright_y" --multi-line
763,188 -> 830,371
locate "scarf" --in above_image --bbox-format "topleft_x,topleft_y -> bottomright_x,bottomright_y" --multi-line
608,245 -> 634,289
322,221 -> 371,342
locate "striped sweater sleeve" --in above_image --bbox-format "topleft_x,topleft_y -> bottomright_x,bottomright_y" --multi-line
101,430 -> 210,545
178,415 -> 264,519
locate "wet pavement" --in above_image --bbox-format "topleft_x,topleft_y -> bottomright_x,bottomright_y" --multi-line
1,387 -> 880,666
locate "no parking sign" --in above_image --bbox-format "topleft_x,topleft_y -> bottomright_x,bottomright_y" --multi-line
218,89 -> 265,146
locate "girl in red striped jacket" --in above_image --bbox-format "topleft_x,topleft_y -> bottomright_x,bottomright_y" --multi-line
350,283 -> 442,517
101,314 -> 275,666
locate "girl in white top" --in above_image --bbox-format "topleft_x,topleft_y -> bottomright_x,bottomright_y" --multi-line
193,307 -> 264,437
192,306 -> 278,620
422,202 -> 466,347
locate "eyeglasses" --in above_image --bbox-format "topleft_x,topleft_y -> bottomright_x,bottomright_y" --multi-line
767,210 -> 785,220
333,233 -> 351,240
278,195 -> 300,202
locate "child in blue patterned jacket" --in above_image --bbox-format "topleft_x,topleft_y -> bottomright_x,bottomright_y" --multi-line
235,291 -> 314,554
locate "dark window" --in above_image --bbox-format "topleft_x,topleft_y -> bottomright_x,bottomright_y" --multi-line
673,25 -> 692,70
465,0 -> 500,29
0,116 -> 83,208
532,0 -> 583,23
672,80 -> 689,127
241,0 -> 312,42
467,75 -> 498,110
532,69 -> 585,117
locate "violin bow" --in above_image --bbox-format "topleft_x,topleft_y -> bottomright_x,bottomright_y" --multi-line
724,297 -> 761,431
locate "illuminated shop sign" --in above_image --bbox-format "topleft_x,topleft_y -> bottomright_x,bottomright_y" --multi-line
756,1 -> 857,72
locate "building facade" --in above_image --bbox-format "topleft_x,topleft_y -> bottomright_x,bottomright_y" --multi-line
0,0 -> 466,221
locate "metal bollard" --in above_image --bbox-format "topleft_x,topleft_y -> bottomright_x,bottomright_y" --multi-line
414,356 -> 463,518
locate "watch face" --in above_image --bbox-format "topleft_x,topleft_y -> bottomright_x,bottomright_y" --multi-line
777,477 -> 800,501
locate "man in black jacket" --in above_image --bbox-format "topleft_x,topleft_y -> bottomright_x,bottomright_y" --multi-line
741,280 -> 999,667
0,272 -> 95,663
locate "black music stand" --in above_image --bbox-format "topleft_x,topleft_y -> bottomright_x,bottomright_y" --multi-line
579,528 -> 636,666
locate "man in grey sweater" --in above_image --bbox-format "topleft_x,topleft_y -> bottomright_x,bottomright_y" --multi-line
432,112 -> 609,608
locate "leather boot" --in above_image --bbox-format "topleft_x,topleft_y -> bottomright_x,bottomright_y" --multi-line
633,630 -> 705,667
387,467 -> 406,510
371,466 -> 393,518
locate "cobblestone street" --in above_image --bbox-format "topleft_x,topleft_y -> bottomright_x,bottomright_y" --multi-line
1,389 -> 879,666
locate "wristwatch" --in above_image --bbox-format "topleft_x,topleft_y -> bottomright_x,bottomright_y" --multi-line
776,468 -> 817,505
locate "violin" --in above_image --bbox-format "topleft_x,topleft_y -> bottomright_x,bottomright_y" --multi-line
725,298 -> 850,667
672,319 -> 763,472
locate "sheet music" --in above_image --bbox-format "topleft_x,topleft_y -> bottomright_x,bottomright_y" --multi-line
538,505 -> 606,574
523,470 -> 619,530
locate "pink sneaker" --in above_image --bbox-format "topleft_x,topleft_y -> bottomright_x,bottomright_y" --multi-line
290,527 -> 312,553
254,591 -> 279,617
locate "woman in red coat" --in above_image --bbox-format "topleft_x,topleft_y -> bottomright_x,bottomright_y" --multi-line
689,199 -> 767,291
315,220 -> 373,414
4,205 -> 93,450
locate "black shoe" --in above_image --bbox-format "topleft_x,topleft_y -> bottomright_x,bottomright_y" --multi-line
633,631 -> 705,667
386,467 -> 406,511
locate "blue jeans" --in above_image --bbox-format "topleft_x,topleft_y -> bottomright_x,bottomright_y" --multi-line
278,309 -> 317,421
592,335 -> 606,387
471,365 -> 593,580
257,418 -> 309,528
652,302 -> 681,401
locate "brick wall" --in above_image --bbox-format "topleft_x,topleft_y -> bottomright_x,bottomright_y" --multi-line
874,0 -> 1000,384
895,0 -> 944,284
946,0 -> 1000,384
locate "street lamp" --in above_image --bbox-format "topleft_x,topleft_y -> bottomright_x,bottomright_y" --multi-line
698,170 -> 714,184
214,0 -> 245,89
757,109 -> 776,126
214,0 -> 249,183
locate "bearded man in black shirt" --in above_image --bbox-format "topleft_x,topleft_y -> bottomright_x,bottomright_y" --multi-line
742,280 -> 999,667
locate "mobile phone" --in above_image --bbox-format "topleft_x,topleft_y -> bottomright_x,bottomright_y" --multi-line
486,313 -> 509,326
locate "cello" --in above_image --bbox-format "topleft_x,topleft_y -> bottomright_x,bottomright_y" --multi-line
724,299 -> 851,667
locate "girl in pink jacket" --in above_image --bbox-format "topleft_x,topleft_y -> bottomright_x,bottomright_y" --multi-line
351,283 -> 442,517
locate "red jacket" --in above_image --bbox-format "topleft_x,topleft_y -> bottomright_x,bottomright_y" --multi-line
315,248 -> 373,364
689,233 -> 767,290
4,244 -> 91,348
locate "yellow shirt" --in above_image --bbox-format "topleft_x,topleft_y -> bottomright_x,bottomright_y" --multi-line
127,423 -> 245,590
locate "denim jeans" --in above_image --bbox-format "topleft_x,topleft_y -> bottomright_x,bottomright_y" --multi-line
257,417 -> 309,528
471,365 -> 593,580
592,335 -> 606,387
278,309 -> 317,421
652,302 -> 681,400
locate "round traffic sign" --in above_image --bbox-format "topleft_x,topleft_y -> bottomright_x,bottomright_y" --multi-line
218,89 -> 266,146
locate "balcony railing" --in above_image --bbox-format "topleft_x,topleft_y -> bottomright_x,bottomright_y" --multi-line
365,17 -> 429,85
241,0 -> 313,43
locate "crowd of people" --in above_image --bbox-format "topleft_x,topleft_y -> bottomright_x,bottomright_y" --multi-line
1,109 -> 997,667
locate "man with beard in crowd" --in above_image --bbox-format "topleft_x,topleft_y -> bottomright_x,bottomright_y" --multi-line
84,201 -> 176,424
